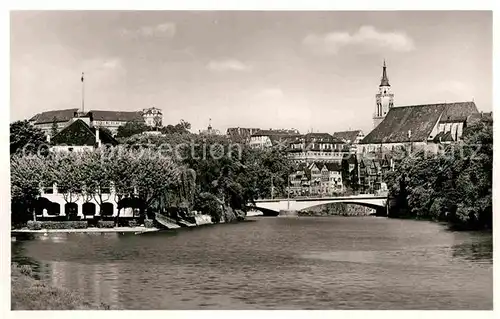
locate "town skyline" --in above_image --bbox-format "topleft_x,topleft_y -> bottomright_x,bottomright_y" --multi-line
11,11 -> 492,134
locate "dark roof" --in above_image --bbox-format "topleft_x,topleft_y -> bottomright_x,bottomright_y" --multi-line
380,61 -> 390,87
433,131 -> 455,143
51,119 -> 119,146
32,108 -> 145,124
332,130 -> 362,143
226,127 -> 261,138
360,101 -> 477,144
90,110 -> 144,122
34,108 -> 79,124
467,112 -> 493,125
324,162 -> 342,172
440,101 -> 478,122
251,129 -> 300,137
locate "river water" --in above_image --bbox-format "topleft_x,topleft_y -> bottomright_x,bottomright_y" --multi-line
11,216 -> 492,310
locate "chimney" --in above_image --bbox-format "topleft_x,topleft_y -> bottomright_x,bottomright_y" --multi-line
46,134 -> 51,143
407,130 -> 412,139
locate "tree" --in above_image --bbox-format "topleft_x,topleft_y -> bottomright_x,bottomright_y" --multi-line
51,152 -> 85,219
51,117 -> 59,137
10,120 -> 47,155
116,121 -> 150,138
80,149 -> 114,218
11,154 -> 48,223
160,120 -> 191,135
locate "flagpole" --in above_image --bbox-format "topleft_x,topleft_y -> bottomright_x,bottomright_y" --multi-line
81,72 -> 85,113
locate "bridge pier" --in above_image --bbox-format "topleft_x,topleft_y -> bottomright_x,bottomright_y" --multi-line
279,210 -> 298,217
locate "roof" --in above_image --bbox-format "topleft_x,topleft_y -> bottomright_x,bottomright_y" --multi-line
33,108 -> 79,124
332,130 -> 362,143
380,60 -> 390,87
226,127 -> 261,137
251,129 -> 300,137
467,112 -> 493,125
324,162 -> 342,172
440,101 -> 478,122
51,119 -> 119,146
433,131 -> 455,143
360,101 -> 477,144
31,108 -> 145,124
90,110 -> 144,122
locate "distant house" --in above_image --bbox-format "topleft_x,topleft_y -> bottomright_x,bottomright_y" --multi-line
332,130 -> 364,153
358,101 -> 479,154
288,132 -> 349,163
30,108 -> 146,136
288,161 -> 343,197
249,129 -> 300,149
141,107 -> 163,128
357,154 -> 393,194
226,127 -> 261,143
49,112 -> 119,153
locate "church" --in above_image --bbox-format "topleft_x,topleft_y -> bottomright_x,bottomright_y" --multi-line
358,61 -> 481,154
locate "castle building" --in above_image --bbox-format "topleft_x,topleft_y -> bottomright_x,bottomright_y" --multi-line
373,60 -> 394,129
29,108 -> 154,136
141,107 -> 163,128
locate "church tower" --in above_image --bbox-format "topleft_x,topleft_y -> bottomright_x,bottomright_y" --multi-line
373,60 -> 394,128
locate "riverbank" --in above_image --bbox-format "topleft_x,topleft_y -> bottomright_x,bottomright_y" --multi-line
12,226 -> 160,235
11,263 -> 110,310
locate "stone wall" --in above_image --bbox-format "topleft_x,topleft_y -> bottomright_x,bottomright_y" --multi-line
299,203 -> 375,216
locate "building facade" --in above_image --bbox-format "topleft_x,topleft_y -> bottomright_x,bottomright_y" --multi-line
226,127 -> 261,143
288,132 -> 349,163
288,162 -> 343,197
141,107 -> 163,128
249,129 -> 300,149
332,130 -> 365,153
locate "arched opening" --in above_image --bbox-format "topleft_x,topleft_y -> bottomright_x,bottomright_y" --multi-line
100,202 -> 114,218
65,203 -> 79,220
82,202 -> 96,217
50,202 -> 61,216
35,197 -> 53,218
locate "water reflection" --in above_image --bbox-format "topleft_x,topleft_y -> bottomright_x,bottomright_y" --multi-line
12,217 -> 493,310
39,261 -> 121,308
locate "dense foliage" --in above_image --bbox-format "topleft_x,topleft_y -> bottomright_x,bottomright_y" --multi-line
10,120 -> 47,155
385,122 -> 492,230
10,120 -> 297,224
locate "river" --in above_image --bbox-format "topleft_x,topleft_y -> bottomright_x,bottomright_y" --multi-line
11,216 -> 492,310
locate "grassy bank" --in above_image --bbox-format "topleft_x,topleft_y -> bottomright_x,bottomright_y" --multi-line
11,263 -> 110,310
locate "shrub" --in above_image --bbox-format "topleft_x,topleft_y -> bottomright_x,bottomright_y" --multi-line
144,219 -> 154,228
97,221 -> 115,228
38,221 -> 88,229
27,221 -> 42,230
128,220 -> 138,227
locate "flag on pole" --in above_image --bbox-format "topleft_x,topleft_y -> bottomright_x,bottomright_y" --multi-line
81,72 -> 84,82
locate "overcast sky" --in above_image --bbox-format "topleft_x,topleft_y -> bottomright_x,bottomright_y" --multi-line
10,11 -> 492,134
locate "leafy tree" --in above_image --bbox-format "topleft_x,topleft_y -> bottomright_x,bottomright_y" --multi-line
385,121 -> 492,229
51,117 -> 59,137
80,149 -> 113,216
10,120 -> 47,155
160,120 -> 191,135
11,154 -> 48,223
116,121 -> 150,138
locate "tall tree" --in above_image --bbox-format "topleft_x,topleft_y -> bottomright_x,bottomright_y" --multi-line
116,121 -> 150,138
10,120 -> 47,155
51,117 -> 59,137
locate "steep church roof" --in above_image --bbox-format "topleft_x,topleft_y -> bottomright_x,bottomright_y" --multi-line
361,101 -> 477,144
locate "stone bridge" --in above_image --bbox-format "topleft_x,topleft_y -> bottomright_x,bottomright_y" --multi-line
251,195 -> 388,216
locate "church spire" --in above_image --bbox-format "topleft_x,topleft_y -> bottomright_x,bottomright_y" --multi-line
380,59 -> 390,87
